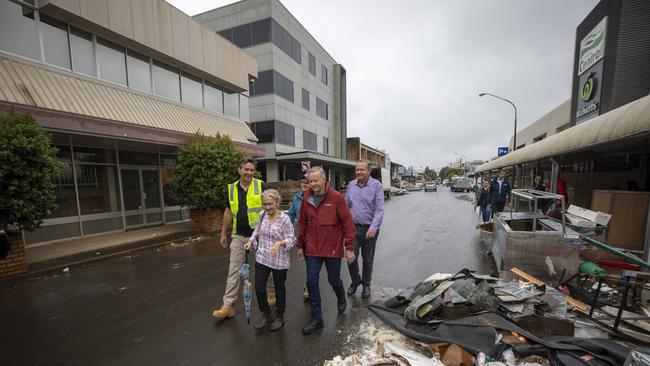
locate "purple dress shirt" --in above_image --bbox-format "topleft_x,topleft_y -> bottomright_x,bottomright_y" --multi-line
344,177 -> 385,232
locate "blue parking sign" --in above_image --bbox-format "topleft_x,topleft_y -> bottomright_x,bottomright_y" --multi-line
498,147 -> 509,156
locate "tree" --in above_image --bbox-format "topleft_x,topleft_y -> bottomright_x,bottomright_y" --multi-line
171,133 -> 243,210
439,166 -> 464,181
424,166 -> 438,181
0,111 -> 64,231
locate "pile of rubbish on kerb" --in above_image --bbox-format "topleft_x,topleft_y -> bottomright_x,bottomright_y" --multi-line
325,268 -> 650,366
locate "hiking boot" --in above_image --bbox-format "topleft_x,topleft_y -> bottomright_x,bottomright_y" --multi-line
270,313 -> 284,331
302,319 -> 323,335
303,285 -> 309,301
361,285 -> 371,299
267,294 -> 276,306
211,305 -> 235,319
254,312 -> 273,329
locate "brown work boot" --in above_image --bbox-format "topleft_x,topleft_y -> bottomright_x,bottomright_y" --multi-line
267,294 -> 276,306
254,312 -> 273,329
211,305 -> 235,319
270,313 -> 284,331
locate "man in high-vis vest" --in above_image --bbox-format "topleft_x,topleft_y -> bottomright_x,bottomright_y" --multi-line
212,158 -> 274,319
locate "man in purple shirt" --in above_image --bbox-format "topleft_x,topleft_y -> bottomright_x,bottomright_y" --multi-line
344,160 -> 385,298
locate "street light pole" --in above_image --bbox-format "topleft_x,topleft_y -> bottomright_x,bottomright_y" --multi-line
479,92 -> 518,151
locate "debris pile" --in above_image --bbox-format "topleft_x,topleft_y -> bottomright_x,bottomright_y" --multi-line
356,268 -> 640,366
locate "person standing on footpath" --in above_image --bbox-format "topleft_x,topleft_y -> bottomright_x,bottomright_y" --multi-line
288,173 -> 310,301
476,179 -> 491,223
297,166 -> 356,335
212,158 -> 274,319
244,189 -> 294,331
490,169 -> 511,215
344,160 -> 384,299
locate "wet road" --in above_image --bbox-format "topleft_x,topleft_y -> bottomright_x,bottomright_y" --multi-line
0,188 -> 492,366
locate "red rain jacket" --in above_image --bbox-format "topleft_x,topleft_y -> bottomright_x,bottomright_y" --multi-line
297,186 -> 355,258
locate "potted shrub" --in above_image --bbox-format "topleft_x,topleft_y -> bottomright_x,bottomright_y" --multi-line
171,133 -> 243,233
0,110 -> 63,270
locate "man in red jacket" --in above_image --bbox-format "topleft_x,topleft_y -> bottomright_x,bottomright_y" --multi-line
298,166 -> 356,335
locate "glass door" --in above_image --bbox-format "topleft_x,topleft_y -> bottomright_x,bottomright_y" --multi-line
121,168 -> 163,228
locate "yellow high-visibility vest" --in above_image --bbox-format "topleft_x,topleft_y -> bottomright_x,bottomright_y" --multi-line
228,178 -> 264,233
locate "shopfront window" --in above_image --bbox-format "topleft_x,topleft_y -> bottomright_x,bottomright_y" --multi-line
0,1 -> 39,60
51,145 -> 78,218
75,165 -> 121,215
73,146 -> 116,164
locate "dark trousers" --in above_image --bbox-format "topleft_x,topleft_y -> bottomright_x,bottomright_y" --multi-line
305,256 -> 345,322
492,202 -> 506,215
254,262 -> 287,315
347,225 -> 378,286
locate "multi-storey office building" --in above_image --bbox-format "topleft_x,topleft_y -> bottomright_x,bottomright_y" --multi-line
0,0 -> 260,245
195,0 -> 353,188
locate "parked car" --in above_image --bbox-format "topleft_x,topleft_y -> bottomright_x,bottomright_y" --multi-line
451,177 -> 473,192
424,182 -> 437,192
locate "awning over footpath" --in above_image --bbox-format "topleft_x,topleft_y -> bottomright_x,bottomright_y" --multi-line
272,151 -> 357,167
0,54 -> 258,145
477,94 -> 650,173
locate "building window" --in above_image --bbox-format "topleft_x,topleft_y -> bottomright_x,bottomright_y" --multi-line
232,23 -> 252,48
321,64 -> 328,85
303,130 -> 317,151
240,93 -> 250,121
204,81 -> 224,114
251,18 -> 271,44
316,98 -> 328,120
75,164 -> 121,215
39,14 -> 71,70
323,136 -> 329,154
217,29 -> 232,42
251,121 -> 274,143
250,70 -> 273,95
532,133 -> 547,143
70,27 -> 95,76
0,1 -> 39,60
181,73 -> 203,108
276,121 -> 295,146
302,88 -> 309,110
127,50 -> 151,93
224,91 -> 239,118
270,19 -> 301,64
152,60 -> 180,101
272,71 -> 294,102
308,53 -> 316,76
97,37 -> 127,86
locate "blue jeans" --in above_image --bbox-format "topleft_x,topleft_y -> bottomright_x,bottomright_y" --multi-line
481,205 -> 491,223
305,256 -> 345,322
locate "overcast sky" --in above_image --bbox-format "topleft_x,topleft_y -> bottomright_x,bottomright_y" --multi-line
169,0 -> 599,171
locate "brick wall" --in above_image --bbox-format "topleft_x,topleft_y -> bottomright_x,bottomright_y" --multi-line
347,137 -> 360,161
0,232 -> 28,278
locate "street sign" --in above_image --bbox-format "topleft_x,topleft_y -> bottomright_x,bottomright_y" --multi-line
498,147 -> 509,156
301,160 -> 311,172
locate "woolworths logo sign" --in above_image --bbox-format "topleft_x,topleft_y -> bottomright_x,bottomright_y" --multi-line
578,17 -> 607,75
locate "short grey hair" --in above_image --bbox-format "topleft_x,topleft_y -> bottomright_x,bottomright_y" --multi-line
356,159 -> 370,170
309,166 -> 327,180
262,188 -> 282,204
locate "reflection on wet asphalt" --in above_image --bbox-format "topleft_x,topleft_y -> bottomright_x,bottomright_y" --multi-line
0,188 -> 493,366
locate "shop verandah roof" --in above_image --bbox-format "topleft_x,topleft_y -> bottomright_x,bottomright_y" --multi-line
477,94 -> 650,173
0,53 -> 258,145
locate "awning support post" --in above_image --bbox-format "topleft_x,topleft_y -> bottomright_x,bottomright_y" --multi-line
550,158 -> 559,194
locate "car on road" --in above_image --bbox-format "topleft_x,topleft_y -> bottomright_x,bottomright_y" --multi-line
451,177 -> 473,192
424,182 -> 437,192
